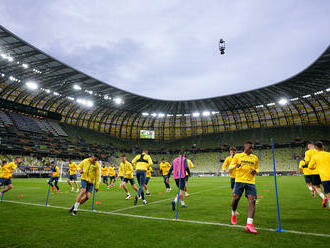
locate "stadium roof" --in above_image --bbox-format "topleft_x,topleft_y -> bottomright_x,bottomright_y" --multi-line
0,24 -> 329,115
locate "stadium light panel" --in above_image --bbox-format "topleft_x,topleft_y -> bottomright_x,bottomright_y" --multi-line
314,90 -> 323,95
192,112 -> 200,117
67,96 -> 74,101
45,89 -> 51,93
278,98 -> 288,106
73,84 -> 82,91
22,63 -> 29,69
167,114 -> 174,117
114,97 -> 123,105
158,113 -> 165,118
76,98 -> 93,107
211,111 -> 219,115
25,81 -> 38,90
151,113 -> 157,117
1,73 -> 4,77
267,102 -> 275,106
53,92 -> 60,96
326,88 -> 330,92
142,112 -> 149,116
202,111 -> 210,116
290,97 -> 298,101
302,94 -> 311,98
176,114 -> 183,117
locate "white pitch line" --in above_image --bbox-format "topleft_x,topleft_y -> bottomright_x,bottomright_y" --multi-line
1,199 -> 330,238
111,185 -> 228,213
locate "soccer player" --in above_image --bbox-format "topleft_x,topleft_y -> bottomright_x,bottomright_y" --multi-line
108,164 -> 116,187
159,159 -> 171,192
184,156 -> 194,197
308,141 -> 330,209
222,147 -> 237,192
101,164 -> 110,188
229,141 -> 259,234
144,166 -> 152,196
48,161 -> 60,193
69,155 -> 100,216
299,160 -> 315,197
132,149 -> 153,205
166,151 -> 191,210
303,142 -> 326,203
120,154 -> 138,199
0,157 -> 20,195
67,159 -> 79,192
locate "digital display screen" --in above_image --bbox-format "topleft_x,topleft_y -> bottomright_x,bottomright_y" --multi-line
140,130 -> 155,139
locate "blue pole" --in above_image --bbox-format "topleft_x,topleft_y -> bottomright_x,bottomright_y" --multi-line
175,156 -> 184,220
91,169 -> 98,211
46,157 -> 56,206
271,138 -> 286,232
1,191 -> 4,201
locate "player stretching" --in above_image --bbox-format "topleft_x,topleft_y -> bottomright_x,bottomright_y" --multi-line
299,160 -> 315,197
222,147 -> 237,192
48,161 -> 60,193
229,141 -> 259,234
184,156 -> 194,197
108,164 -> 116,187
303,142 -> 326,205
308,141 -> 330,209
69,155 -> 100,216
144,166 -> 152,196
101,164 -> 110,188
120,154 -> 138,199
166,151 -> 191,210
159,159 -> 171,192
132,150 -> 153,205
67,160 -> 79,192
0,157 -> 21,196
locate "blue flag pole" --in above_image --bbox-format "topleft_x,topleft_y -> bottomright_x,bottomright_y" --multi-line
1,191 -> 4,201
91,164 -> 98,211
271,138 -> 286,232
175,156 -> 184,220
46,156 -> 56,206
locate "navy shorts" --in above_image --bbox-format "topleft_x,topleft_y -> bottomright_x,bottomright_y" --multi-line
175,178 -> 186,191
81,179 -> 94,193
0,178 -> 12,186
124,178 -> 135,185
234,182 -> 257,197
110,176 -> 115,180
230,178 -> 236,189
69,174 -> 77,181
311,175 -> 322,186
322,181 -> 330,194
145,177 -> 150,185
49,177 -> 59,183
185,176 -> 189,182
102,176 -> 109,183
304,175 -> 312,184
120,176 -> 124,181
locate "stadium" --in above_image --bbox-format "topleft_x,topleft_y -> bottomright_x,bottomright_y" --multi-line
0,3 -> 330,248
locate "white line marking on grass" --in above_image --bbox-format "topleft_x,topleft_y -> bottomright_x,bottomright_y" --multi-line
111,186 -> 228,213
1,199 -> 330,238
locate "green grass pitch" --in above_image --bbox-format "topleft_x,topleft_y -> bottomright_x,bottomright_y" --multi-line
0,176 -> 329,248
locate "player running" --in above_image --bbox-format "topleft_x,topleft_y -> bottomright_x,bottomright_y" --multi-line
132,150 -> 153,205
229,141 -> 259,234
308,141 -> 330,209
159,159 -> 171,192
184,156 -> 194,197
222,147 -> 237,192
48,161 -> 60,193
108,164 -> 116,187
67,159 -> 79,192
166,151 -> 191,210
101,164 -> 110,188
0,157 -> 20,196
69,155 -> 100,216
144,166 -> 152,196
303,142 -> 326,204
120,154 -> 138,199
118,162 -> 125,188
299,160 -> 315,197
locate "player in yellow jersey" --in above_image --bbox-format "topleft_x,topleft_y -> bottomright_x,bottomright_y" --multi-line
132,150 -> 153,205
0,157 -> 21,195
308,141 -> 330,209
118,162 -> 125,188
222,147 -> 237,192
69,155 -> 100,216
159,159 -> 171,192
120,154 -> 138,199
302,142 -> 325,202
144,166 -> 152,196
229,141 -> 259,234
67,159 -> 79,192
184,156 -> 194,197
108,164 -> 116,187
48,161 -> 60,193
299,160 -> 315,197
101,164 -> 110,188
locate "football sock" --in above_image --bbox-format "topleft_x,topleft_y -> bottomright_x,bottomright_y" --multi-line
318,192 -> 325,200
74,202 -> 80,211
247,218 -> 253,224
232,210 -> 236,216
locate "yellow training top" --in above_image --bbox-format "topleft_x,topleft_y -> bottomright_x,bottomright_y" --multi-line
108,166 -> 116,177
121,160 -> 134,179
299,160 -> 311,175
69,162 -> 78,175
0,161 -> 17,179
101,166 -> 109,177
159,161 -> 171,176
309,151 -> 330,182
79,158 -> 101,189
118,163 -> 125,177
304,149 -> 319,175
222,155 -> 235,178
132,153 -> 153,171
186,159 -> 194,176
52,165 -> 60,178
146,166 -> 153,178
229,152 -> 259,184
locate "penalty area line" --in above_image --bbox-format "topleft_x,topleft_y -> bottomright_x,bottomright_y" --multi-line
1,199 -> 330,238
